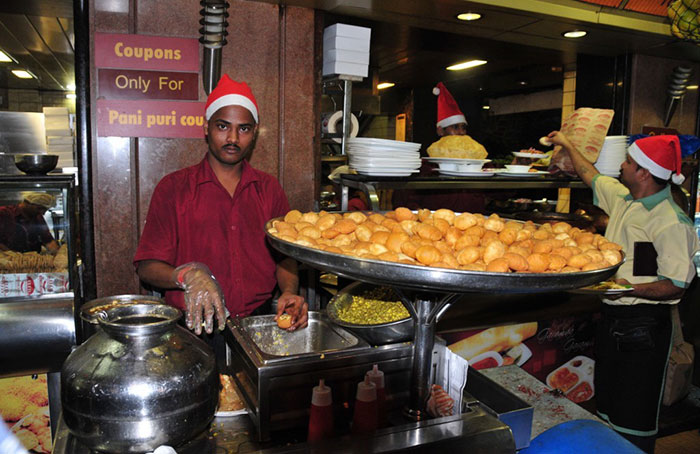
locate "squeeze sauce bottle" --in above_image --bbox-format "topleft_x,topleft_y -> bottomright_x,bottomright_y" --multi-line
366,364 -> 386,427
307,379 -> 334,442
352,375 -> 378,434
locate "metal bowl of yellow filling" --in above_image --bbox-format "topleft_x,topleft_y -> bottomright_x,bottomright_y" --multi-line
326,281 -> 413,345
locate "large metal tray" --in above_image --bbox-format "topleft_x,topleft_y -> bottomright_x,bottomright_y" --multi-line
265,218 -> 623,293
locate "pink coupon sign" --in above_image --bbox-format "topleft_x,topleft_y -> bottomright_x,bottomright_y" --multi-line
97,99 -> 207,138
95,33 -> 199,71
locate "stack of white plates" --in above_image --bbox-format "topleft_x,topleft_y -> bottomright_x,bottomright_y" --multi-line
594,135 -> 628,177
346,137 -> 422,176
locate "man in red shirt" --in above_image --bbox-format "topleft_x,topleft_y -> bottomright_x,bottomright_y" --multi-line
0,192 -> 59,253
134,75 -> 308,337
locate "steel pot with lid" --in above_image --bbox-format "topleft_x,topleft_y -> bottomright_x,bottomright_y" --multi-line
62,296 -> 218,453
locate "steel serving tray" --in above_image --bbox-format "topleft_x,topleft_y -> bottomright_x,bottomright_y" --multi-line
265,217 -> 623,293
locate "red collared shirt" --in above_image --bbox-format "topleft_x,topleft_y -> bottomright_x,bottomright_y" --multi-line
134,157 -> 290,316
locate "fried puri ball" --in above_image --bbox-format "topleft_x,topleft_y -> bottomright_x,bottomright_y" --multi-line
355,224 -> 373,242
386,232 -> 410,253
455,234 -> 480,249
508,245 -> 531,258
533,240 -> 553,254
368,213 -> 385,224
401,240 -> 420,258
417,223 -> 443,241
602,249 -> 622,265
527,253 -> 551,273
585,250 -> 604,263
284,209 -> 302,223
551,247 -> 573,259
335,219 -> 358,234
481,230 -> 500,245
456,246 -> 481,265
400,220 -> 420,235
369,243 -> 389,256
433,209 -> 456,225
370,230 -> 391,245
582,261 -> 607,271
316,214 -> 336,231
483,240 -> 507,264
487,257 -> 510,273
395,207 -> 417,221
454,213 -> 478,230
381,218 -> 400,231
434,240 -> 453,255
464,225 -> 485,238
504,252 -> 529,271
322,228 -> 340,239
433,218 -> 450,234
299,226 -> 321,239
552,222 -> 572,234
385,211 -> 397,220
461,262 -> 487,272
548,254 -> 568,272
532,229 -> 552,240
568,253 -> 591,268
417,209 -> 432,222
576,232 -> 594,245
484,216 -> 505,232
345,211 -> 367,224
599,241 -> 623,251
515,229 -> 532,241
560,266 -> 580,273
415,245 -> 441,265
444,226 -> 462,246
300,211 -> 319,225
293,221 -> 313,232
498,228 -> 518,245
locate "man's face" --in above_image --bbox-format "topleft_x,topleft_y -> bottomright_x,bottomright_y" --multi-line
619,153 -> 644,188
438,122 -> 467,137
203,105 -> 258,167
20,202 -> 47,219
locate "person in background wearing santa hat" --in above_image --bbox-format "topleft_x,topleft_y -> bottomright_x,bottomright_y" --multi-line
134,75 -> 308,354
393,82 -> 486,213
434,82 -> 468,137
548,130 -> 699,454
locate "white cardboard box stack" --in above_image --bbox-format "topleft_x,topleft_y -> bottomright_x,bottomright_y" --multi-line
322,24 -> 371,78
43,107 -> 75,170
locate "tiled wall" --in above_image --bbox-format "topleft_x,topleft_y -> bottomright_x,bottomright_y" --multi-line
1,89 -> 75,113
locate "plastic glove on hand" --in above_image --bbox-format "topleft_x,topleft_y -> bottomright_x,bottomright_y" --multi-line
174,262 -> 227,335
275,292 -> 309,331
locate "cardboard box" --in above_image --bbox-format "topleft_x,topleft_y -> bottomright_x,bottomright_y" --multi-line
322,60 -> 368,78
323,49 -> 369,65
323,23 -> 371,41
323,34 -> 371,53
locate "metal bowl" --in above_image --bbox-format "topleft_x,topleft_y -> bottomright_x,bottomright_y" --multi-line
326,281 -> 414,345
14,154 -> 59,175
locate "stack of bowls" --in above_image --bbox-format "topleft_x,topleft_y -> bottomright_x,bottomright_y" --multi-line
346,137 -> 422,177
594,136 -> 628,177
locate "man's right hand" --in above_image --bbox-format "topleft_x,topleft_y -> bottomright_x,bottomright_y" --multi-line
174,262 -> 227,335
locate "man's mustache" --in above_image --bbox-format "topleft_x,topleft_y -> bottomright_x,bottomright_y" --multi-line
223,144 -> 240,151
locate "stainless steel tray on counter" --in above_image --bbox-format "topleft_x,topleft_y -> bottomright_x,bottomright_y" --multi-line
265,219 -> 622,293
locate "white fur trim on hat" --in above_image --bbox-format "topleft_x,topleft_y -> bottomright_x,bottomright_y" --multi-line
437,114 -> 467,129
433,86 -> 440,96
628,142 -> 685,184
205,94 -> 259,123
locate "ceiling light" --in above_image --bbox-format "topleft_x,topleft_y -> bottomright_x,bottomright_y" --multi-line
518,81 -> 528,86
377,82 -> 395,90
0,50 -> 13,63
482,105 -> 490,110
446,59 -> 487,71
457,12 -> 481,21
12,70 -> 35,79
66,83 -> 76,91
66,93 -> 77,99
562,30 -> 587,39
687,85 -> 698,90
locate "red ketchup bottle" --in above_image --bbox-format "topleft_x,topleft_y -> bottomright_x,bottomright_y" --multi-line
307,379 -> 334,442
366,364 -> 386,427
352,375 -> 378,434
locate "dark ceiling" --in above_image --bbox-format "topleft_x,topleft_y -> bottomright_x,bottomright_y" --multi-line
0,0 -> 74,92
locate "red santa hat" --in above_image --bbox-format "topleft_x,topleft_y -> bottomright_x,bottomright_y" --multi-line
433,82 -> 467,128
205,74 -> 259,123
628,135 -> 684,184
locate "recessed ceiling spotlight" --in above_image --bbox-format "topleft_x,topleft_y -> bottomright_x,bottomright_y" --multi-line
377,82 -> 395,90
66,83 -> 76,91
482,105 -> 490,110
12,70 -> 35,79
0,50 -> 13,63
457,12 -> 482,21
66,93 -> 77,99
446,59 -> 487,71
518,81 -> 528,86
563,30 -> 587,39
687,85 -> 698,90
